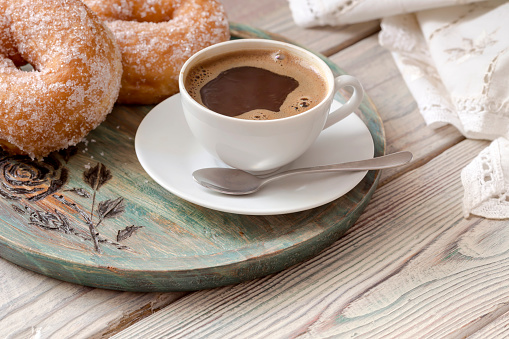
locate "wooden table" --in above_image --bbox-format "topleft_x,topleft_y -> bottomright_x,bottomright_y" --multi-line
2,1 -> 508,338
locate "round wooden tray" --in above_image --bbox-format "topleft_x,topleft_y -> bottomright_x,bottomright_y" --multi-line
0,24 -> 385,292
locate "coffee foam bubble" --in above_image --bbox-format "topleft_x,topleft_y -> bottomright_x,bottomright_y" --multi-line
235,109 -> 272,120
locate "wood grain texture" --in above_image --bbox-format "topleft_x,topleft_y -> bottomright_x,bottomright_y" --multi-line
468,307 -> 509,338
112,139 -> 509,339
0,258 -> 185,338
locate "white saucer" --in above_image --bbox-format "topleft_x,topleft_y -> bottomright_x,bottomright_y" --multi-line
135,94 -> 374,215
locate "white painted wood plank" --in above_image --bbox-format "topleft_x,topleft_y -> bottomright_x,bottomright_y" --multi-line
0,260 -> 185,338
113,139 -> 509,338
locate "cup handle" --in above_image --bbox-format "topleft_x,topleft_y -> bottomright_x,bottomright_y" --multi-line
323,75 -> 364,130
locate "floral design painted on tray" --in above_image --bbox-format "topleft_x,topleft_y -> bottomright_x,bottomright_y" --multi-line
0,147 -> 143,253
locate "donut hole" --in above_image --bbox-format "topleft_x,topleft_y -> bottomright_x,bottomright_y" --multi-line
0,45 -> 39,72
0,54 -> 38,72
19,63 -> 35,72
10,55 -> 38,72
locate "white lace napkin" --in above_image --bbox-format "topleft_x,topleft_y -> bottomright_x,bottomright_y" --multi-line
378,1 -> 509,140
289,0 -> 509,219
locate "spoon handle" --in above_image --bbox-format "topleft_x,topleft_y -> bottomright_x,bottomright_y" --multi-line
263,151 -> 413,182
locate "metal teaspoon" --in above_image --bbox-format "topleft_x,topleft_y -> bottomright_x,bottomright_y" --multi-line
192,151 -> 413,195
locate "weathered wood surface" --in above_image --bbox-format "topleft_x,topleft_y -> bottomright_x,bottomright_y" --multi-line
1,0 -> 504,338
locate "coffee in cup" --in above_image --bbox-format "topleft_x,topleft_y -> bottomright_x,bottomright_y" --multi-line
184,49 -> 327,120
178,39 -> 364,173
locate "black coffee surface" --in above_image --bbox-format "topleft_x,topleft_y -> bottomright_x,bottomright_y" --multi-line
200,66 -> 299,117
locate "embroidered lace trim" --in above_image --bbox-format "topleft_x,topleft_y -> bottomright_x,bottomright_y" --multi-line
462,137 -> 509,219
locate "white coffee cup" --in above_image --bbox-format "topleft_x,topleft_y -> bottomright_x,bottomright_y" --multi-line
179,39 -> 364,174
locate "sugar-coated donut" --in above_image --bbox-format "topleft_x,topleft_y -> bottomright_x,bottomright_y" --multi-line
0,0 -> 122,159
83,0 -> 230,105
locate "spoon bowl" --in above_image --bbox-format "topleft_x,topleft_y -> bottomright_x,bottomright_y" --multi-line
193,151 -> 413,195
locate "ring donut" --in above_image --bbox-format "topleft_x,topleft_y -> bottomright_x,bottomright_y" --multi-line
0,0 -> 122,159
83,0 -> 230,105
